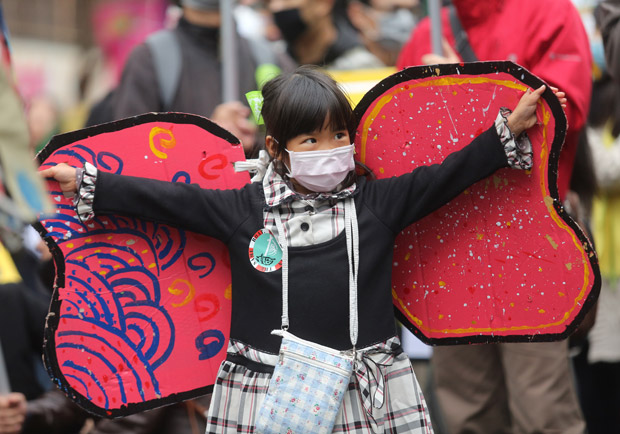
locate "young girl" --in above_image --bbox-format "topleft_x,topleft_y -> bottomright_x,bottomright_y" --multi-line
42,65 -> 564,433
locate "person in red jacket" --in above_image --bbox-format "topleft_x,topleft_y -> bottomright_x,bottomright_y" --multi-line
396,1 -> 591,433
397,0 -> 591,202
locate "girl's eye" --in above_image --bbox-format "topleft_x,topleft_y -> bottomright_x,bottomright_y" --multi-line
303,138 -> 317,144
335,132 -> 347,140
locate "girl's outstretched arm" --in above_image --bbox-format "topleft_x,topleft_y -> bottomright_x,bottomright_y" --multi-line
39,163 -> 78,197
41,161 -> 252,241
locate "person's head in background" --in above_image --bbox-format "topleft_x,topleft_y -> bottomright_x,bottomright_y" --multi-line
179,0 -> 221,27
265,0 -> 384,68
345,0 -> 419,66
168,0 -> 260,156
27,95 -> 60,155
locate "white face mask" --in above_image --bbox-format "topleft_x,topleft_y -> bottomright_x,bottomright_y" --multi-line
285,144 -> 355,192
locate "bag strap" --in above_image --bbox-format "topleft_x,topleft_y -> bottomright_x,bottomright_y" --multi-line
448,5 -> 478,62
274,197 -> 359,348
273,211 -> 290,330
344,198 -> 359,346
145,29 -> 182,111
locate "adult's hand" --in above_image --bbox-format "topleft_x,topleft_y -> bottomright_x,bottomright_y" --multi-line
0,393 -> 26,434
210,101 -> 258,155
421,39 -> 460,65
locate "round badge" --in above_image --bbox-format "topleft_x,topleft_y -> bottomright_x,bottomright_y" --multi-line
248,228 -> 282,272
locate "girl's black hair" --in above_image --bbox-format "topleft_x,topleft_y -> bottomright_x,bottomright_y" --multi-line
261,65 -> 357,161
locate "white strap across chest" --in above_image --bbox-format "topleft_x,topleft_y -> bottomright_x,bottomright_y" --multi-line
273,197 -> 359,348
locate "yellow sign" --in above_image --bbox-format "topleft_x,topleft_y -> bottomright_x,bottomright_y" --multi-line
327,67 -> 397,106
0,242 -> 22,284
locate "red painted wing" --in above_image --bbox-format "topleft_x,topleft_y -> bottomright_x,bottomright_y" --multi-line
37,113 -> 249,417
353,61 -> 599,344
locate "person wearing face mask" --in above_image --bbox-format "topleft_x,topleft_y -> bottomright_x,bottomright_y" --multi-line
266,0 -> 385,69
97,0 -> 292,158
397,1 -> 592,433
346,0 -> 420,66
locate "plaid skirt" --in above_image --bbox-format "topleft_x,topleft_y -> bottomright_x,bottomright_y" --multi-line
205,336 -> 434,433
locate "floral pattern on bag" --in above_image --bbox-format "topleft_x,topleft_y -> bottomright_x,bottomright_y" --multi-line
255,333 -> 354,433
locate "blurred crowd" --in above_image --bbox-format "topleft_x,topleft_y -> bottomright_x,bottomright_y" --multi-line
1,0 -> 620,433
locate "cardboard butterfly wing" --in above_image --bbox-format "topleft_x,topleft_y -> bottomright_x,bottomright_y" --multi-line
36,113 -> 249,417
353,61 -> 600,344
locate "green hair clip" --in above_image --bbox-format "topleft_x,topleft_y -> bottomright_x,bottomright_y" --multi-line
245,90 -> 264,125
245,64 -> 282,125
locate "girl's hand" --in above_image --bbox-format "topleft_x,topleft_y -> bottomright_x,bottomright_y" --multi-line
506,85 -> 546,136
506,85 -> 567,137
39,163 -> 78,196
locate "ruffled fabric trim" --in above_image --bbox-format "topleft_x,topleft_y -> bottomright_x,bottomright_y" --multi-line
496,107 -> 534,170
74,162 -> 97,223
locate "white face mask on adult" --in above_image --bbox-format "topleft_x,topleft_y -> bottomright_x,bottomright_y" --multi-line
285,144 -> 355,193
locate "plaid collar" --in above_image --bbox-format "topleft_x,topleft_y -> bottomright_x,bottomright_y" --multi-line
262,162 -> 356,209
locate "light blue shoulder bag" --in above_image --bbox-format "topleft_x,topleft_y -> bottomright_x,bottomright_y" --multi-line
255,198 -> 359,434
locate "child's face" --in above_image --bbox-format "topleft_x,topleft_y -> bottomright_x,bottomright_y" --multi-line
265,125 -> 352,194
